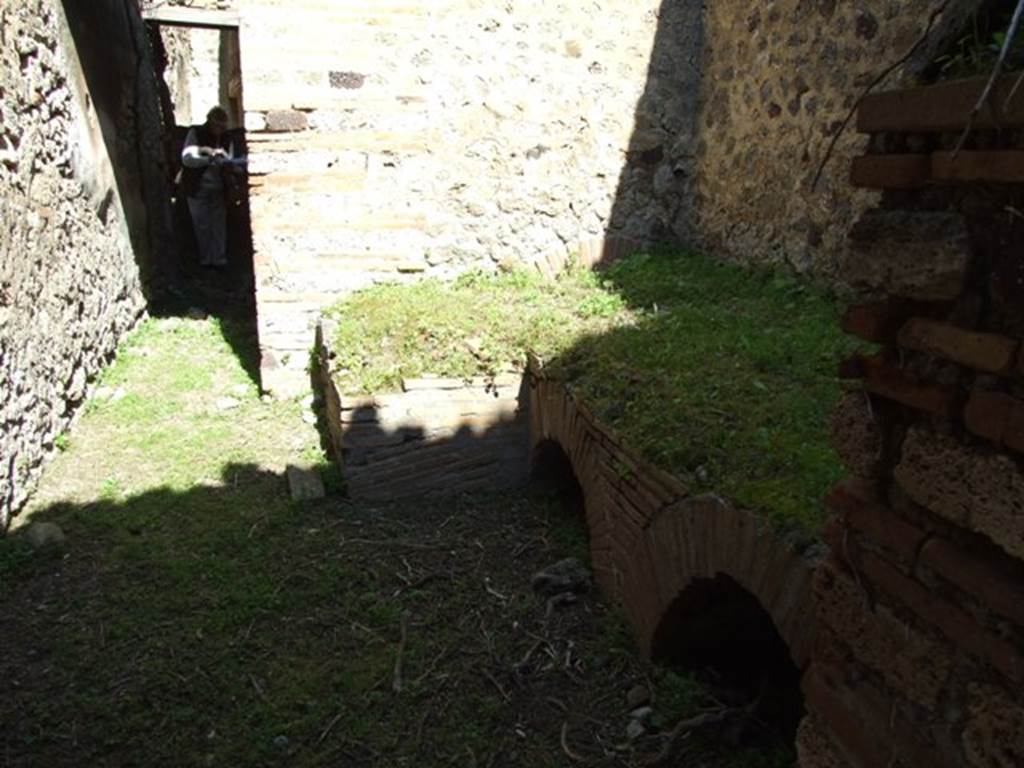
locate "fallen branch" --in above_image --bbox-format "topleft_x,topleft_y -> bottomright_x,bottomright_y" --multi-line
412,643 -> 450,686
1005,68 -> 1024,106
392,572 -> 438,598
483,577 -> 509,602
248,672 -> 268,702
392,611 -> 410,694
954,0 -> 1024,155
514,638 -> 545,673
546,696 -> 569,713
341,536 -> 451,551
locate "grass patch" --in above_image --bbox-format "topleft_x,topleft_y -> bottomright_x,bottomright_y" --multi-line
324,266 -> 631,394
326,250 -> 857,531
2,305 -> 803,767
551,251 -> 860,532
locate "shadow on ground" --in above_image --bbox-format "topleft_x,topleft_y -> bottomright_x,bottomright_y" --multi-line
0,466 -> 672,768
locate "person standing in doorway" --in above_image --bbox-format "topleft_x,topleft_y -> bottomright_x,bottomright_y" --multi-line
180,106 -> 239,268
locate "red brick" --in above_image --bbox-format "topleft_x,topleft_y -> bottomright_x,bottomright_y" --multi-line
851,154 -> 930,189
861,355 -> 955,414
802,664 -> 892,768
838,353 -> 868,380
918,537 -> 1024,628
1007,403 -> 1024,454
964,389 -> 1015,445
826,481 -> 928,564
813,561 -> 951,709
860,551 -> 1022,683
858,74 -> 1024,133
821,518 -> 845,562
802,661 -> 948,768
932,150 -> 1024,184
841,300 -> 924,344
899,318 -> 1019,375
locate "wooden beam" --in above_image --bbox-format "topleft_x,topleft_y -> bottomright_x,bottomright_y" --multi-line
141,6 -> 240,29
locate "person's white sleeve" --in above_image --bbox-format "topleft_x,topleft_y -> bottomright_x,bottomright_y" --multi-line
181,128 -> 210,168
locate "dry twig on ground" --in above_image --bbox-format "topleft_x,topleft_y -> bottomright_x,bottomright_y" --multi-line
392,610 -> 410,694
560,721 -> 585,763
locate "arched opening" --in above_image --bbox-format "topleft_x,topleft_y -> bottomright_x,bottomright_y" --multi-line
530,439 -> 584,518
651,573 -> 805,758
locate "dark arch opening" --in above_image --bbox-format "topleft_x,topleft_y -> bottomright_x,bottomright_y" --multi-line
530,439 -> 585,519
651,573 -> 805,753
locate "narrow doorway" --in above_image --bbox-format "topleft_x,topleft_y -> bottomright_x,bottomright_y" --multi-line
144,7 -> 259,383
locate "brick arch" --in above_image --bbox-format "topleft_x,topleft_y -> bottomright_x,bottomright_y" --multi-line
620,496 -> 816,669
528,375 -> 816,670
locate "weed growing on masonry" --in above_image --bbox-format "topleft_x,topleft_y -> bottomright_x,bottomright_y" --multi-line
325,266 -> 631,394
328,251 -> 858,532
549,250 -> 860,533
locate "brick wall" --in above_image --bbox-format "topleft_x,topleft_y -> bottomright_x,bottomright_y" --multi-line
316,322 -> 529,499
527,370 -> 818,670
800,76 -> 1024,768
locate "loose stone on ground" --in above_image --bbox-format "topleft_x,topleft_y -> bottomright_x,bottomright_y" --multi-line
286,464 -> 325,501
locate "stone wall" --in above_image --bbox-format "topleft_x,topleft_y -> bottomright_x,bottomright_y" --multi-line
797,76 -> 1024,767
237,0 -> 984,392
609,0 -> 982,279
159,26 -> 193,127
238,0 -> 672,393
0,0 -> 170,527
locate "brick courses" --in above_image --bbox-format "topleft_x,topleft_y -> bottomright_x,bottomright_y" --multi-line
898,319 -> 1018,375
816,71 -> 1024,768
